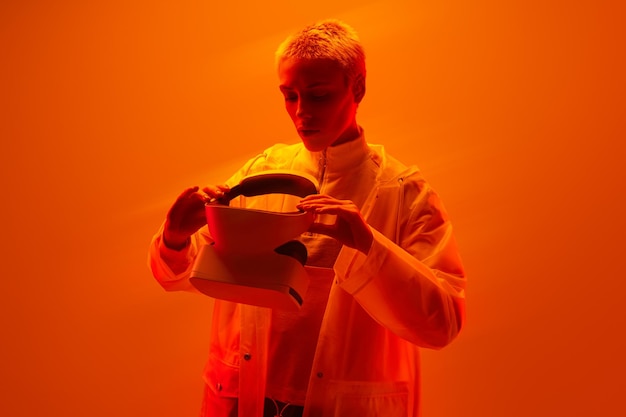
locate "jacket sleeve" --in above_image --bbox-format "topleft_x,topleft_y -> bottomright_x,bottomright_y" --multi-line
333,180 -> 466,349
147,223 -> 209,293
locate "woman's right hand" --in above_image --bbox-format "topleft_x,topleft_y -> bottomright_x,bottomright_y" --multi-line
162,184 -> 230,250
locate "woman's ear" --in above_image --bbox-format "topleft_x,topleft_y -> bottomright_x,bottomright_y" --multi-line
352,73 -> 366,104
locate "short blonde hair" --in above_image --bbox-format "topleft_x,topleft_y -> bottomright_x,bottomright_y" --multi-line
275,19 -> 366,81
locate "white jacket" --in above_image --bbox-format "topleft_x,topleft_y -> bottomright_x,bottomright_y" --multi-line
148,134 -> 466,417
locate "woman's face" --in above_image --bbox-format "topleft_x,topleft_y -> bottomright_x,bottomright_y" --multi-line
278,57 -> 362,152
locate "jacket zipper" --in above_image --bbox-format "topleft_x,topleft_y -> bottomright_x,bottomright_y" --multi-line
318,150 -> 327,192
305,150 -> 327,238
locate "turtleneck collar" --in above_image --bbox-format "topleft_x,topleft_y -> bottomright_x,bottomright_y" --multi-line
307,128 -> 370,176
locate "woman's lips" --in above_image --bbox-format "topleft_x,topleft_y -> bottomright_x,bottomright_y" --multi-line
298,129 -> 319,137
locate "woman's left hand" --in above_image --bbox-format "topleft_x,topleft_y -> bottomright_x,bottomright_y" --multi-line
297,194 -> 373,254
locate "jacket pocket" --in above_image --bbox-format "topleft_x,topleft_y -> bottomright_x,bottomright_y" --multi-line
329,380 -> 409,417
204,354 -> 239,398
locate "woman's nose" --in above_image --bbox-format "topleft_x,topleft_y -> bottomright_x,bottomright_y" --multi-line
296,97 -> 311,119
296,101 -> 312,120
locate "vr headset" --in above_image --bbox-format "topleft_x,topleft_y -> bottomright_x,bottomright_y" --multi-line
190,171 -> 318,311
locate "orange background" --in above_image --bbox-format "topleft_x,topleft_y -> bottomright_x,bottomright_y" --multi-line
1,1 -> 624,416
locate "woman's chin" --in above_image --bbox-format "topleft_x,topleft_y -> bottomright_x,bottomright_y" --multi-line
299,133 -> 333,152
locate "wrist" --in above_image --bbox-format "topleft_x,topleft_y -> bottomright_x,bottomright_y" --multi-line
162,229 -> 190,251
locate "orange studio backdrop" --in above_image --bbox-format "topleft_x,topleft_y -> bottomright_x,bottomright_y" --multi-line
1,1 -> 624,417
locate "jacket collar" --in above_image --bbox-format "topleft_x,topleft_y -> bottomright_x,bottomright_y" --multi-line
306,128 -> 371,177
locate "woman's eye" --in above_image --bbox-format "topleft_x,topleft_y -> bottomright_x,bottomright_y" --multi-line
284,95 -> 298,102
311,93 -> 328,101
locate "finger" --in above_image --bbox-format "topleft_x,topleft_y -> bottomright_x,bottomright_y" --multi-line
177,186 -> 200,199
299,194 -> 342,203
298,203 -> 359,216
300,197 -> 354,208
202,184 -> 230,193
308,206 -> 341,215
297,200 -> 348,211
202,185 -> 228,199
308,222 -> 339,238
